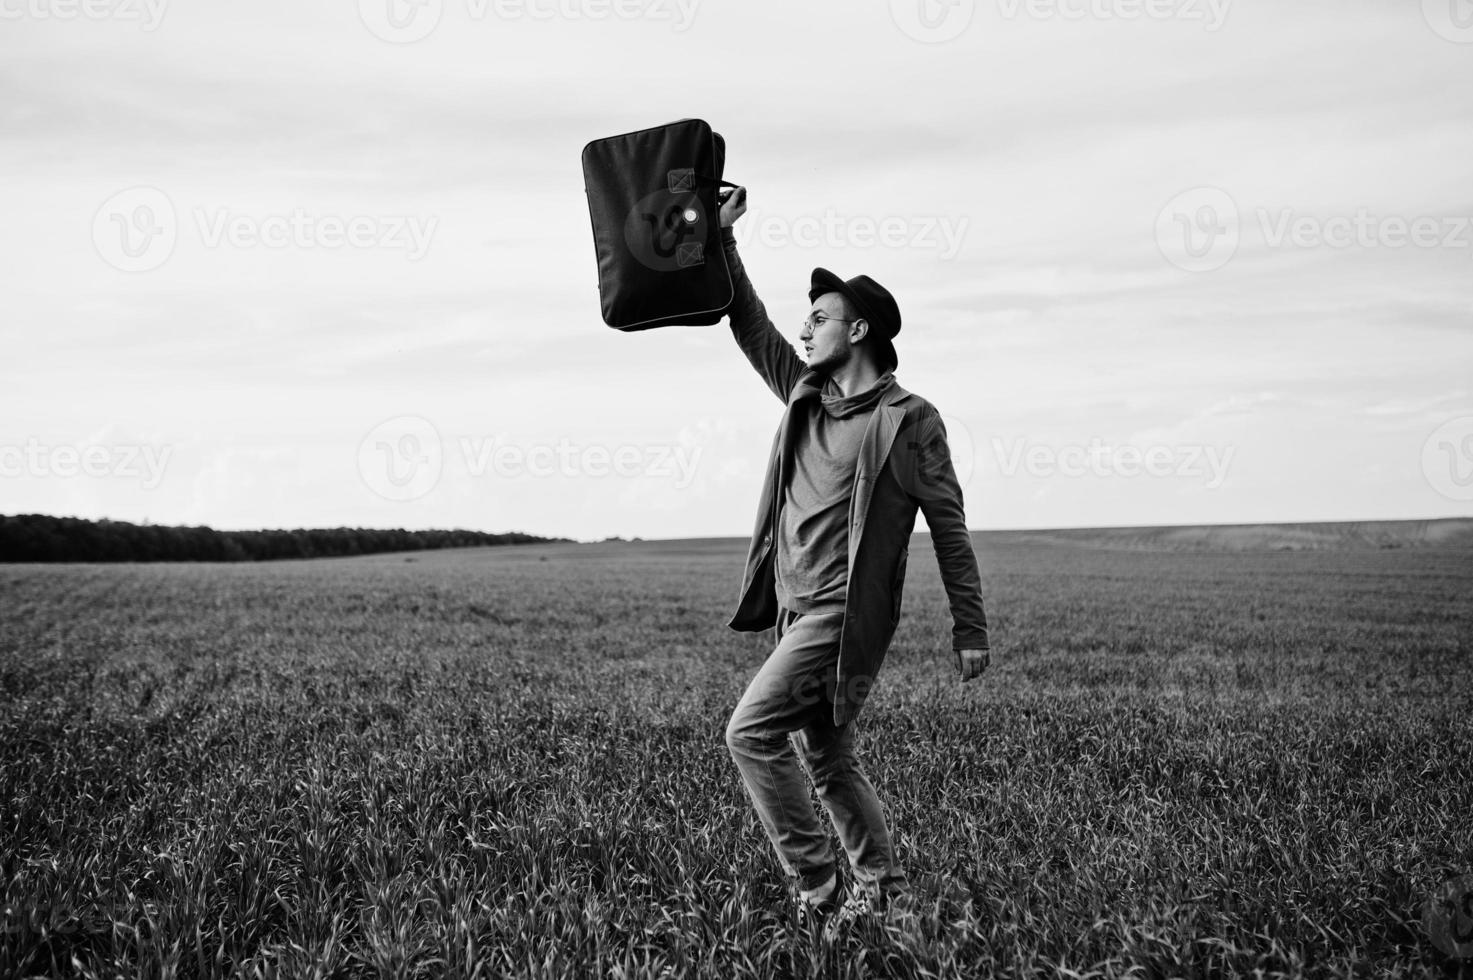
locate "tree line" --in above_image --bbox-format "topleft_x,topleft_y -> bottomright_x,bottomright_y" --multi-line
0,514 -> 562,563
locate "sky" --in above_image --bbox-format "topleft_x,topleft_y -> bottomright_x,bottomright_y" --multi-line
2,0 -> 1471,541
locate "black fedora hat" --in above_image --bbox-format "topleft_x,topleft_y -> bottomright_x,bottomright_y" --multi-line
809,267 -> 901,370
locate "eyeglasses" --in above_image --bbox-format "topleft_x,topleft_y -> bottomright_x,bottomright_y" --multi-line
802,313 -> 858,331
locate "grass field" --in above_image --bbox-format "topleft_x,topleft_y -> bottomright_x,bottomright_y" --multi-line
3,521 -> 1472,978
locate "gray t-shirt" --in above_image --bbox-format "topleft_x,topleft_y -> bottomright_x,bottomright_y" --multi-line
775,373 -> 895,613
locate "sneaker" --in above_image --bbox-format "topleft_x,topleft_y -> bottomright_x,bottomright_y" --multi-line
822,883 -> 920,942
792,873 -> 843,933
822,884 -> 877,941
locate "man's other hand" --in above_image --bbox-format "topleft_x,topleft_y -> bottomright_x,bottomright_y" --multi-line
954,648 -> 989,682
720,186 -> 748,228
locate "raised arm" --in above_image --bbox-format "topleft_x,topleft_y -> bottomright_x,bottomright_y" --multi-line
719,188 -> 804,403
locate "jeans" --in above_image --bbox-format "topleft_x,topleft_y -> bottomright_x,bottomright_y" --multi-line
725,606 -> 908,897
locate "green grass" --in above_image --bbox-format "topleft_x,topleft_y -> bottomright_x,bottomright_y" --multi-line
2,530 -> 1471,978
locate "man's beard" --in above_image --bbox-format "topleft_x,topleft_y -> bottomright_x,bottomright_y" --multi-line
806,349 -> 844,375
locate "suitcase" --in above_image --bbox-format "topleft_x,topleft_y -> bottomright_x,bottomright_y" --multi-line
582,118 -> 739,331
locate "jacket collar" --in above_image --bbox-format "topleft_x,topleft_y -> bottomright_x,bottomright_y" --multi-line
786,368 -> 911,410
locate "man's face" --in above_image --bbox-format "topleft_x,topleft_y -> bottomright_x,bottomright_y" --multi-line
801,293 -> 861,374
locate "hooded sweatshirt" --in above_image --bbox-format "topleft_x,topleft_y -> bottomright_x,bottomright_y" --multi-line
774,371 -> 897,614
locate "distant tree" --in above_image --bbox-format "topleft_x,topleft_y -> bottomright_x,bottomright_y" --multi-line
0,514 -> 564,563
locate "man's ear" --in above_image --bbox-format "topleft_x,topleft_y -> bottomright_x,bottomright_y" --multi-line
849,318 -> 869,345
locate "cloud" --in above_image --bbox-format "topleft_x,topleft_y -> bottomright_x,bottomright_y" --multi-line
5,0 -> 1471,535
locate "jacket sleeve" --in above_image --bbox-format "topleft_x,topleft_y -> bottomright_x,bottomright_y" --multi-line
721,228 -> 803,403
904,410 -> 990,652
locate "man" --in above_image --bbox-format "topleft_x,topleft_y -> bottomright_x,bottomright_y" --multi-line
717,186 -> 992,934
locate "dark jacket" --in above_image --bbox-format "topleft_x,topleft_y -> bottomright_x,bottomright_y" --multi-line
722,231 -> 990,725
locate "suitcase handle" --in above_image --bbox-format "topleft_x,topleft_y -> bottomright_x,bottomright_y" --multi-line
666,168 -> 740,195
